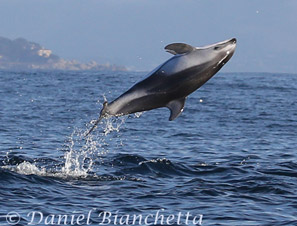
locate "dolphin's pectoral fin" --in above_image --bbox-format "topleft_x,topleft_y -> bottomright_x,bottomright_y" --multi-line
164,43 -> 195,55
166,97 -> 186,121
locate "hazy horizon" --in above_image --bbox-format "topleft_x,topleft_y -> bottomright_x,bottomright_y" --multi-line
1,0 -> 297,73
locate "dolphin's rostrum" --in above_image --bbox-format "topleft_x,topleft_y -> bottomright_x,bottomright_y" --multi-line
86,38 -> 237,136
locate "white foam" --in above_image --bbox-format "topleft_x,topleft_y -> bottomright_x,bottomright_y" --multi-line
2,161 -> 46,176
2,116 -> 128,179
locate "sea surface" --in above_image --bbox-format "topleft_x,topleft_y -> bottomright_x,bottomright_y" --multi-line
0,70 -> 296,226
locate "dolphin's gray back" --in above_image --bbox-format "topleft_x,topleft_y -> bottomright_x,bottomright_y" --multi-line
103,38 -> 236,119
86,38 -> 236,136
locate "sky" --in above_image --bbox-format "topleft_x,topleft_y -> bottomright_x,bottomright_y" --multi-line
0,0 -> 297,73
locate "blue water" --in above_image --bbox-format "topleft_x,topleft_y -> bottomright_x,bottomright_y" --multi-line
0,70 -> 297,226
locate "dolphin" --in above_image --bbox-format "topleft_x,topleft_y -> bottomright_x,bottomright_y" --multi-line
86,38 -> 236,136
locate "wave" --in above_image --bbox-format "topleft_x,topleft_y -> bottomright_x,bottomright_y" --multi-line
2,151 -> 297,201
1,115 -> 129,179
1,109 -> 297,206
0,153 -> 195,181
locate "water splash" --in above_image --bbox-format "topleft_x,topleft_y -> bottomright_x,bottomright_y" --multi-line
134,112 -> 143,118
61,116 -> 127,177
1,116 -> 129,179
103,116 -> 127,135
61,128 -> 97,177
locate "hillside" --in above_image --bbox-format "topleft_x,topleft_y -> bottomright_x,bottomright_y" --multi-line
0,36 -> 126,71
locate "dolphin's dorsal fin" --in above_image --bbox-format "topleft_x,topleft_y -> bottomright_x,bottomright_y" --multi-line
164,43 -> 195,55
166,97 -> 186,121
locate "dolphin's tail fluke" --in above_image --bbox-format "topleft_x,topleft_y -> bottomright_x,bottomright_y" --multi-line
85,101 -> 108,137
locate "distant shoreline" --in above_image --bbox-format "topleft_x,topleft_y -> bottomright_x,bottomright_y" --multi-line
0,36 -> 127,72
0,68 -> 129,74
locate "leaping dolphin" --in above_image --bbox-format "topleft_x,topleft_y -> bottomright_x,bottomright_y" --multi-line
86,38 -> 236,136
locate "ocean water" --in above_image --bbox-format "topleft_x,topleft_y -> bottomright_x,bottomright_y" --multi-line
0,70 -> 296,226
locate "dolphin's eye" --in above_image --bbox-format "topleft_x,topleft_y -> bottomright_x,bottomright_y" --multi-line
214,46 -> 220,50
